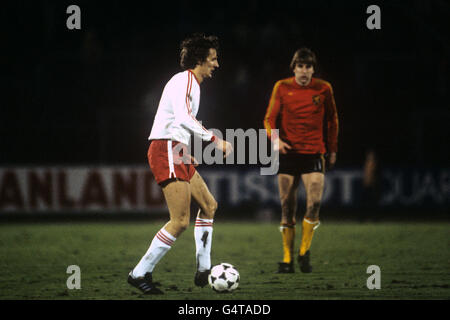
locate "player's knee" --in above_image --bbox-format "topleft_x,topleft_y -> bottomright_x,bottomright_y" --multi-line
172,216 -> 190,233
205,199 -> 218,217
178,219 -> 190,232
310,181 -> 323,196
211,199 -> 218,214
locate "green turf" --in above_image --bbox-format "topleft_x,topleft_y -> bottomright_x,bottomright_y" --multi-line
0,220 -> 448,300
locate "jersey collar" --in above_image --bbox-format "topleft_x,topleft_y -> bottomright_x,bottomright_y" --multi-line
293,77 -> 315,89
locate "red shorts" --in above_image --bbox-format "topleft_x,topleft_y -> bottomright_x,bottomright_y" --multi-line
148,139 -> 196,185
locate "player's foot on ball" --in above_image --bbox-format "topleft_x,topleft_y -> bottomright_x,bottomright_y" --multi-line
127,271 -> 164,294
194,269 -> 211,287
297,251 -> 313,273
277,262 -> 294,273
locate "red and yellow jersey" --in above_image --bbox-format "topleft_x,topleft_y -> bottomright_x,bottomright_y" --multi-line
264,77 -> 339,154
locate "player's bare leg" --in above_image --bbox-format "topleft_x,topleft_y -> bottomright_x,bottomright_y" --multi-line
302,172 -> 324,222
298,172 -> 324,273
277,174 -> 301,273
129,180 -> 191,294
190,171 -> 218,286
190,171 -> 218,220
162,180 -> 192,237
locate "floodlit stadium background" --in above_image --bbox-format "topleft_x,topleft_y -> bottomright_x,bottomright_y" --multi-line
1,0 -> 449,218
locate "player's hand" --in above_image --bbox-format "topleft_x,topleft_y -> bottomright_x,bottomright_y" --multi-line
274,138 -> 292,154
328,152 -> 337,169
215,138 -> 233,158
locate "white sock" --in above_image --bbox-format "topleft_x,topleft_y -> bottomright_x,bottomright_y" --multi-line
194,217 -> 213,272
132,228 -> 176,278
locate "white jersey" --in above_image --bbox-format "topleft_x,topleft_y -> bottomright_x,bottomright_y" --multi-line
148,70 -> 215,145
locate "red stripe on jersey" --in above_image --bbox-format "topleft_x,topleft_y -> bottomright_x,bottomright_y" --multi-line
189,69 -> 200,85
186,72 -> 192,114
188,72 -> 193,113
185,71 -> 211,135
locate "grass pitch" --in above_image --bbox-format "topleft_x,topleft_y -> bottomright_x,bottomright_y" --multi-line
0,219 -> 448,300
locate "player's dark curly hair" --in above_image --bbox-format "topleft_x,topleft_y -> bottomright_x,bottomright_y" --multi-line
180,33 -> 219,70
290,48 -> 317,70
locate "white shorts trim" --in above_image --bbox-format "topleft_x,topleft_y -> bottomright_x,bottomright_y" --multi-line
167,140 -> 176,178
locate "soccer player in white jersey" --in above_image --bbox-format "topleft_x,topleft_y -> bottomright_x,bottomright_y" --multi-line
127,33 -> 233,294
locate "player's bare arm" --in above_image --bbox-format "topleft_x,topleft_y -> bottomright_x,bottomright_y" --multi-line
328,152 -> 337,168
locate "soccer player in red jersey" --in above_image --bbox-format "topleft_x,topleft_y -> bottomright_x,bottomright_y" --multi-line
264,48 -> 339,273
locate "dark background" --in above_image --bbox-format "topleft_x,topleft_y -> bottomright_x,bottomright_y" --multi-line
2,0 -> 449,168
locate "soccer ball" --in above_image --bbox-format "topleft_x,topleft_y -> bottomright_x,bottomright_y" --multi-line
208,263 -> 240,292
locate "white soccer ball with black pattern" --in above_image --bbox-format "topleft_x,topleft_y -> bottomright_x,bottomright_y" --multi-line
208,263 -> 240,292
